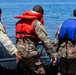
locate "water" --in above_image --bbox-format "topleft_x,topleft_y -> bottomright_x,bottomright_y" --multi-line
0,0 -> 76,69
0,0 -> 76,42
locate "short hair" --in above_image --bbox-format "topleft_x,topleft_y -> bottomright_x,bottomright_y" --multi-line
32,5 -> 44,15
73,9 -> 76,17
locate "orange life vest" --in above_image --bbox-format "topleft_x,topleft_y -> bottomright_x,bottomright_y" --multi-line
14,11 -> 44,41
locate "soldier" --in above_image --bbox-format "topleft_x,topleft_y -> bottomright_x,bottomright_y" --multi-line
53,9 -> 76,75
0,8 -> 22,64
14,5 -> 57,75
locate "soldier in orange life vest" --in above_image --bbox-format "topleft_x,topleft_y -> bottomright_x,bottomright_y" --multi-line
14,5 -> 57,75
0,8 -> 22,63
15,10 -> 44,41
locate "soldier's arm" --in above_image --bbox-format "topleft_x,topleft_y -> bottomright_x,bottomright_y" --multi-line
33,20 -> 57,57
0,23 -> 22,62
0,23 -> 18,55
54,24 -> 62,45
0,32 -> 18,55
53,24 -> 62,53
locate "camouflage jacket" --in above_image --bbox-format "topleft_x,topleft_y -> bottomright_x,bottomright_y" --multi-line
33,20 -> 57,57
16,20 -> 57,58
54,24 -> 76,59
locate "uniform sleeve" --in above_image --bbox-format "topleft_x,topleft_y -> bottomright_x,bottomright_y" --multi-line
33,20 -> 57,57
0,23 -> 18,55
54,24 -> 62,45
53,24 -> 62,55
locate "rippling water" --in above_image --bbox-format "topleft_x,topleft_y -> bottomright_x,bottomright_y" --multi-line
0,0 -> 76,42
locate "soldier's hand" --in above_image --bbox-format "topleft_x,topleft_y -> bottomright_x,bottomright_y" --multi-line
14,51 -> 22,63
52,57 -> 57,66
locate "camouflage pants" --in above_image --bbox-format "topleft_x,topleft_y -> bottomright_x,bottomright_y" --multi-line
15,38 -> 45,75
59,57 -> 76,75
17,57 -> 45,75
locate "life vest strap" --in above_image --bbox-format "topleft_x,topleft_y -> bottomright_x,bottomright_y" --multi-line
16,32 -> 37,36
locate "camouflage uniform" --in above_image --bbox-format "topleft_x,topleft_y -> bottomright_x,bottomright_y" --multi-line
15,20 -> 56,75
0,22 -> 18,55
54,24 -> 76,75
